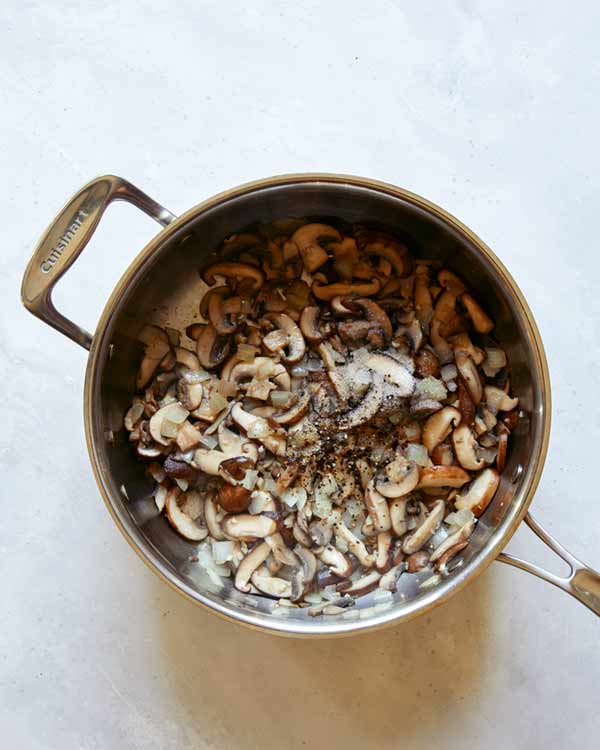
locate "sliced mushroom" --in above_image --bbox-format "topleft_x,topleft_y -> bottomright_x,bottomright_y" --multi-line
231,403 -> 286,456
434,541 -> 469,571
202,261 -> 264,291
136,325 -> 171,389
208,287 -> 242,334
364,482 -> 392,531
338,374 -> 384,430
312,278 -> 381,301
148,403 -> 190,446
402,499 -> 445,554
452,424 -> 486,471
165,488 -> 208,541
205,495 -> 226,540
340,297 -> 393,349
263,313 -> 306,363
376,458 -> 419,498
272,390 -> 310,425
196,324 -> 231,370
496,431 -> 508,473
362,353 -> 415,396
438,269 -> 466,294
218,484 -> 252,512
417,465 -> 471,489
430,520 -> 475,563
175,421 -> 204,451
457,376 -> 476,425
299,306 -> 326,344
318,545 -> 353,578
251,566 -> 293,598
234,542 -> 271,592
455,353 -> 483,404
422,406 -> 461,455
222,513 -> 277,540
461,293 -> 494,333
330,295 -> 354,317
289,223 -> 341,272
174,346 -> 202,372
375,531 -> 393,572
484,386 -> 519,413
354,227 -> 413,277
455,467 -> 500,517
337,570 -> 381,596
389,498 -> 409,537
334,522 -> 376,568
448,332 -> 485,365
265,532 -> 298,567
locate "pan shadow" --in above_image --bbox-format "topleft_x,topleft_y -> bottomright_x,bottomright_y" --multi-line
151,567 -> 494,750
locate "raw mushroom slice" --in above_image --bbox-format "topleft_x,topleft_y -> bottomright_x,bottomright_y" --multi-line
402,500 -> 445,554
165,488 -> 208,542
222,513 -> 277,540
422,406 -> 461,454
364,482 -> 392,532
234,542 -> 271,592
451,424 -> 486,471
454,467 -> 499,517
337,570 -> 381,596
251,566 -> 293,598
455,353 -> 483,404
318,545 -> 353,578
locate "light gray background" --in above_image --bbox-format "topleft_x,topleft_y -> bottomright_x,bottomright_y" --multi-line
2,2 -> 599,748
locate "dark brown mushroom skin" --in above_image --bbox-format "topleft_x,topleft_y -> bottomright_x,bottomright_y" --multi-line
434,540 -> 468,571
341,297 -> 393,348
218,484 -> 252,513
406,550 -> 430,573
457,376 -> 476,425
414,348 -> 440,378
163,456 -> 196,481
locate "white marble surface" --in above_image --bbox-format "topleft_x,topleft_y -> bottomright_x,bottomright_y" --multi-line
2,1 -> 599,748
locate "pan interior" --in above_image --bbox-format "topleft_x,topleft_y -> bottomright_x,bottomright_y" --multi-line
88,178 -> 547,635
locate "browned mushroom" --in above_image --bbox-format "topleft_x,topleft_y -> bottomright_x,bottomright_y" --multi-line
461,293 -> 494,333
207,287 -> 243,334
455,467 -> 499,516
202,261 -> 264,291
290,223 -> 342,272
136,325 -> 171,389
312,277 -> 381,301
417,465 -> 471,489
354,227 -> 413,277
340,297 -> 393,349
195,324 -> 231,370
422,406 -> 461,454
262,313 -> 306,363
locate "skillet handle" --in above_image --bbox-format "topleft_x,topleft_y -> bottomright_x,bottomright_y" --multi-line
21,175 -> 176,350
498,513 -> 600,617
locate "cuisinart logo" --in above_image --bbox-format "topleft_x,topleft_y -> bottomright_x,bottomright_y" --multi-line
40,208 -> 89,273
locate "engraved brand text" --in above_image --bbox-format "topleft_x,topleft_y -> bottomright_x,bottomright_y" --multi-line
40,208 -> 89,273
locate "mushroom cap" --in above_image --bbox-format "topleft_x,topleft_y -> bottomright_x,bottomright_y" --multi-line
422,406 -> 462,454
454,467 -> 499,517
417,465 -> 471,489
202,261 -> 264,291
264,313 -> 306,364
452,424 -> 486,471
165,488 -> 208,542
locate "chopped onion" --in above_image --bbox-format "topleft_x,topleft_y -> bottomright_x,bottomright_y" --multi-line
444,508 -> 475,534
148,462 -> 166,483
247,417 -> 271,439
271,390 -> 294,408
175,478 -> 189,492
209,391 -> 228,414
415,376 -> 447,401
211,540 -> 235,564
341,609 -> 360,621
281,486 -> 307,508
373,588 -> 394,603
447,380 -> 457,392
241,469 -> 259,491
161,418 -> 180,439
163,403 -> 189,424
218,379 -> 238,398
405,443 -> 429,467
304,592 -> 324,604
199,433 -> 218,450
248,490 -> 274,515
440,364 -> 458,382
237,344 -> 258,363
483,348 -> 507,378
313,496 -> 333,519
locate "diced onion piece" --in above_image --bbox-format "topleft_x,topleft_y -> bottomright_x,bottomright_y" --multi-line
271,390 -> 294,408
247,417 -> 271,439
218,379 -> 238,398
405,443 -> 429,467
148,462 -> 166,483
209,391 -> 228,414
419,574 -> 441,589
482,348 -> 507,378
164,403 -> 189,424
154,484 -> 167,512
237,344 -> 258,363
211,540 -> 235,564
175,478 -> 189,492
440,364 -> 458,382
313,495 -> 333,519
415,376 -> 447,401
199,433 -> 218,449
241,469 -> 259,491
281,486 -> 307,508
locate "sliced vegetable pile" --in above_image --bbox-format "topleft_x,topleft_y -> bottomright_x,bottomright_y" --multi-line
124,220 -> 519,614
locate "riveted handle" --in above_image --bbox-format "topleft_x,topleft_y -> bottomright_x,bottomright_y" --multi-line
498,513 -> 600,617
21,175 -> 176,350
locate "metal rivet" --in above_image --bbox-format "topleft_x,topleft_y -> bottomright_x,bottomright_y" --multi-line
511,464 -> 523,483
